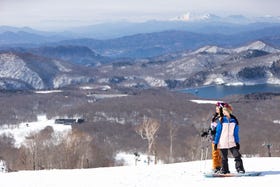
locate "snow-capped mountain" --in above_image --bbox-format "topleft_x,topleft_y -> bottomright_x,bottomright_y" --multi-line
193,45 -> 233,54
185,42 -> 280,86
234,40 -> 280,53
193,40 -> 280,54
172,12 -> 220,22
93,40 -> 280,89
0,52 -> 93,90
171,13 -> 280,24
0,53 -> 45,89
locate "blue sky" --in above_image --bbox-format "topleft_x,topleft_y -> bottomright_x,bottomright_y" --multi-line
0,0 -> 279,30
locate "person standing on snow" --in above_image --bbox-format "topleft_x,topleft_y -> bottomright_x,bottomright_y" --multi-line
201,102 -> 225,173
214,103 -> 245,174
209,102 -> 224,173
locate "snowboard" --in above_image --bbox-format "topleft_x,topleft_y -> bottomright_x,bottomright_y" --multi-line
204,171 -> 262,178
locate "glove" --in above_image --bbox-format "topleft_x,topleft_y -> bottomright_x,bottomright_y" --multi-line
200,131 -> 208,137
214,144 -> 218,150
236,143 -> 240,150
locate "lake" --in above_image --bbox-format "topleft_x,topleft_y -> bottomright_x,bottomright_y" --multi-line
179,84 -> 280,99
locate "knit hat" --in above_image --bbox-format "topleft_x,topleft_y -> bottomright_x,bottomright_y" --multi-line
215,101 -> 225,108
222,103 -> 233,114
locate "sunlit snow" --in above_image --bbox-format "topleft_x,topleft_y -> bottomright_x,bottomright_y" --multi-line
0,157 -> 279,187
0,115 -> 71,148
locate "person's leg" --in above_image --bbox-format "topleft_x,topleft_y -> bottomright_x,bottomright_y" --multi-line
212,143 -> 222,172
230,147 -> 245,173
220,149 -> 230,173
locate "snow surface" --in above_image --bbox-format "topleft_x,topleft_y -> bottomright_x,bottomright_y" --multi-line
234,40 -> 280,53
190,99 -> 222,104
34,90 -> 62,94
0,157 -> 279,187
0,115 -> 71,148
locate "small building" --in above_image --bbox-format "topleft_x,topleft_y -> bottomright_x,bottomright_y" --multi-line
55,118 -> 85,125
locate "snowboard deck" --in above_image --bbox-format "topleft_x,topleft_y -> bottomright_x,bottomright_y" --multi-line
204,171 -> 262,178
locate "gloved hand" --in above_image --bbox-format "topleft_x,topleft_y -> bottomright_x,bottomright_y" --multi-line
200,131 -> 208,137
214,144 -> 218,150
236,143 -> 240,150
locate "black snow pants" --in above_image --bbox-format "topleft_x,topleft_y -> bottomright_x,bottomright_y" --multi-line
220,147 -> 245,173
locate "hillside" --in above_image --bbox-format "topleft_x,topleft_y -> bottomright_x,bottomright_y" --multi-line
0,88 -> 279,171
0,52 -> 96,90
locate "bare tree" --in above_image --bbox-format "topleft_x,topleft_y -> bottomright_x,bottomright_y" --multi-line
64,129 -> 93,168
168,122 -> 178,163
135,117 -> 160,165
24,134 -> 39,170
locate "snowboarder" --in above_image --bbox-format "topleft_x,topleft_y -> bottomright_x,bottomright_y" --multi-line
214,103 -> 245,174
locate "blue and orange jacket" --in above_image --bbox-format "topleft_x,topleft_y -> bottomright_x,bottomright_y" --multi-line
214,116 -> 239,149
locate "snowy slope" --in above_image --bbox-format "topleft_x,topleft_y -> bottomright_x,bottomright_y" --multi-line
0,115 -> 71,148
0,111 -> 279,187
234,40 -> 280,53
193,45 -> 233,54
0,157 -> 279,187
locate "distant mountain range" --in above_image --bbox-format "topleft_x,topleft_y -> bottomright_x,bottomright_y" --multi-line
55,27 -> 280,58
1,24 -> 280,59
93,40 -> 280,88
1,17 -> 280,90
1,40 -> 280,90
1,14 -> 280,39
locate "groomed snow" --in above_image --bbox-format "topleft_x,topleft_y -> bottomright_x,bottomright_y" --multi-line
0,157 -> 279,187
